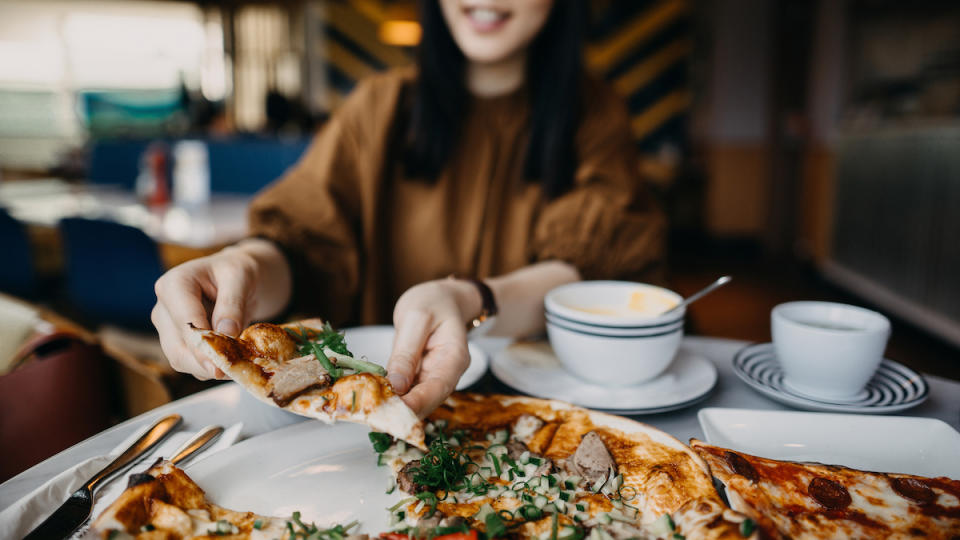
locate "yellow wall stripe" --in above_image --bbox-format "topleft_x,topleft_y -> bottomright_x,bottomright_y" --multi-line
587,0 -> 687,72
323,40 -> 378,81
613,38 -> 692,96
631,89 -> 692,140
325,2 -> 410,67
349,0 -> 388,25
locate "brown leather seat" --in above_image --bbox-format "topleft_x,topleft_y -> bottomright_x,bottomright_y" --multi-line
0,332 -> 112,482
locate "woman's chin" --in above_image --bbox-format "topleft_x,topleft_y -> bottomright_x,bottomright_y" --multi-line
458,41 -> 522,66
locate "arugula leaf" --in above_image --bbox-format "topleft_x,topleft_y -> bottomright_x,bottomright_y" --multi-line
369,432 -> 393,453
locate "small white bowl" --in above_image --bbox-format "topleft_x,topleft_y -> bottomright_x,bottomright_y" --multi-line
772,301 -> 891,401
544,281 -> 685,386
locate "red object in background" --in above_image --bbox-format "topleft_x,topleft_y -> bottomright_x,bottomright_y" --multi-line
0,332 -> 112,482
147,145 -> 170,207
136,143 -> 170,208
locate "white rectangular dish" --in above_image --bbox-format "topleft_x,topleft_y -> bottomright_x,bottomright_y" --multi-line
698,407 -> 960,478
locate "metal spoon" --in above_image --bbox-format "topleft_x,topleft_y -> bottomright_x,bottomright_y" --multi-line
662,275 -> 732,316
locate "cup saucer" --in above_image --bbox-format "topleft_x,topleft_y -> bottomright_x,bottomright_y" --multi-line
780,379 -> 870,404
732,343 -> 928,414
490,341 -> 717,414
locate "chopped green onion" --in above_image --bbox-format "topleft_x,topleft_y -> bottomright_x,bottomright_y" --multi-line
490,452 -> 502,476
673,534 -> 686,540
330,353 -> 387,375
388,497 -> 417,512
485,511 -> 508,538
253,519 -> 264,530
740,518 -> 755,537
308,342 -> 342,379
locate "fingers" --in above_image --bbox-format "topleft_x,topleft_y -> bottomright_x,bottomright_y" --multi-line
155,270 -> 212,331
401,375 -> 456,419
401,324 -> 470,417
152,304 -> 225,380
387,309 -> 432,393
209,265 -> 253,337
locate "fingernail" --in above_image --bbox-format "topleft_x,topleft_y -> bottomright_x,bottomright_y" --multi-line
388,373 -> 408,392
216,319 -> 240,337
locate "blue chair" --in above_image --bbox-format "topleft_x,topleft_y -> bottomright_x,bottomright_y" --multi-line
0,208 -> 38,298
59,218 -> 164,329
207,137 -> 310,194
87,137 -> 311,194
87,139 -> 150,188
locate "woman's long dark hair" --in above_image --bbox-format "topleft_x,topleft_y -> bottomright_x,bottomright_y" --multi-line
404,0 -> 586,198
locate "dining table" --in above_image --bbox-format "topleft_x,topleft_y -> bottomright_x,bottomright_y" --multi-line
3,334 -> 959,512
0,178 -> 251,271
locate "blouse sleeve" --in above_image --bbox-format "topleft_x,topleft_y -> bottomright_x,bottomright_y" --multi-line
531,80 -> 667,282
247,76 -> 391,323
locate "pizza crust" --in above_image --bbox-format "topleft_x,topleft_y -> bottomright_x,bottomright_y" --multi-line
186,322 -> 425,450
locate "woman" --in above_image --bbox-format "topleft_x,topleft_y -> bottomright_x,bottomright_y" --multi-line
152,0 -> 665,417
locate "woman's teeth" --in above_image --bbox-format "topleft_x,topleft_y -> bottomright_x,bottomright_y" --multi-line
468,8 -> 507,25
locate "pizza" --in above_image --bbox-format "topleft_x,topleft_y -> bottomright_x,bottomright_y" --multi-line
91,394 -> 755,540
186,318 -> 425,450
373,394 -> 756,540
91,458 -> 366,539
690,439 -> 960,539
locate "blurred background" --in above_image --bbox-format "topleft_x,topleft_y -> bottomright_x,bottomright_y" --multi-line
1,0 -> 959,479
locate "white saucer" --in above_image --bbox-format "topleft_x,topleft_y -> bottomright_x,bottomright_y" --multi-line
490,341 -> 717,414
343,326 -> 489,390
732,343 -> 929,413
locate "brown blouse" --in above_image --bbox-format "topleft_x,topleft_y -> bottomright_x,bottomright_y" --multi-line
249,68 -> 665,326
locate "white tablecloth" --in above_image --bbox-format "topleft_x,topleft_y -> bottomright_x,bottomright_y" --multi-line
2,336 -> 958,510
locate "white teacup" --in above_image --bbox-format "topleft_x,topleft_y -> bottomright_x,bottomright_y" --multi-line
772,301 -> 891,401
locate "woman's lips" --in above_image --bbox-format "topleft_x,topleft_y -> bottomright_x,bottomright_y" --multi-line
463,6 -> 511,33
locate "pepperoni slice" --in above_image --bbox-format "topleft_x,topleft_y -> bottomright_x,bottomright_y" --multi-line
891,477 -> 936,504
808,477 -> 852,510
724,451 -> 758,483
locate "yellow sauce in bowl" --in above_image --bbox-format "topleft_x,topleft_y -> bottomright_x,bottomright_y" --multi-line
571,290 -> 678,318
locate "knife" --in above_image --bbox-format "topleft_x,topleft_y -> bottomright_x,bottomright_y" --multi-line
169,425 -> 224,466
23,414 -> 182,540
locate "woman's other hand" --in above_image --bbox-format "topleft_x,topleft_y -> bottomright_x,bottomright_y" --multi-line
152,238 -> 292,380
388,262 -> 580,417
387,279 -> 480,418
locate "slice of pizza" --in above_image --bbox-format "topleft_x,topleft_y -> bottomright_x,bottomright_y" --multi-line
91,459 -> 366,539
187,318 -> 425,450
691,439 -> 960,540
370,393 -> 757,540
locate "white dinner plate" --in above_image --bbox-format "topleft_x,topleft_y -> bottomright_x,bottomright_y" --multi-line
343,325 -> 489,390
732,343 -> 928,413
698,408 -> 960,478
490,341 -> 717,414
185,421 -> 404,535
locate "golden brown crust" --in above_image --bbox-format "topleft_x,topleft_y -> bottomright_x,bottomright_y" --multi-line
691,439 -> 960,540
91,460 -> 282,539
188,319 -> 425,449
